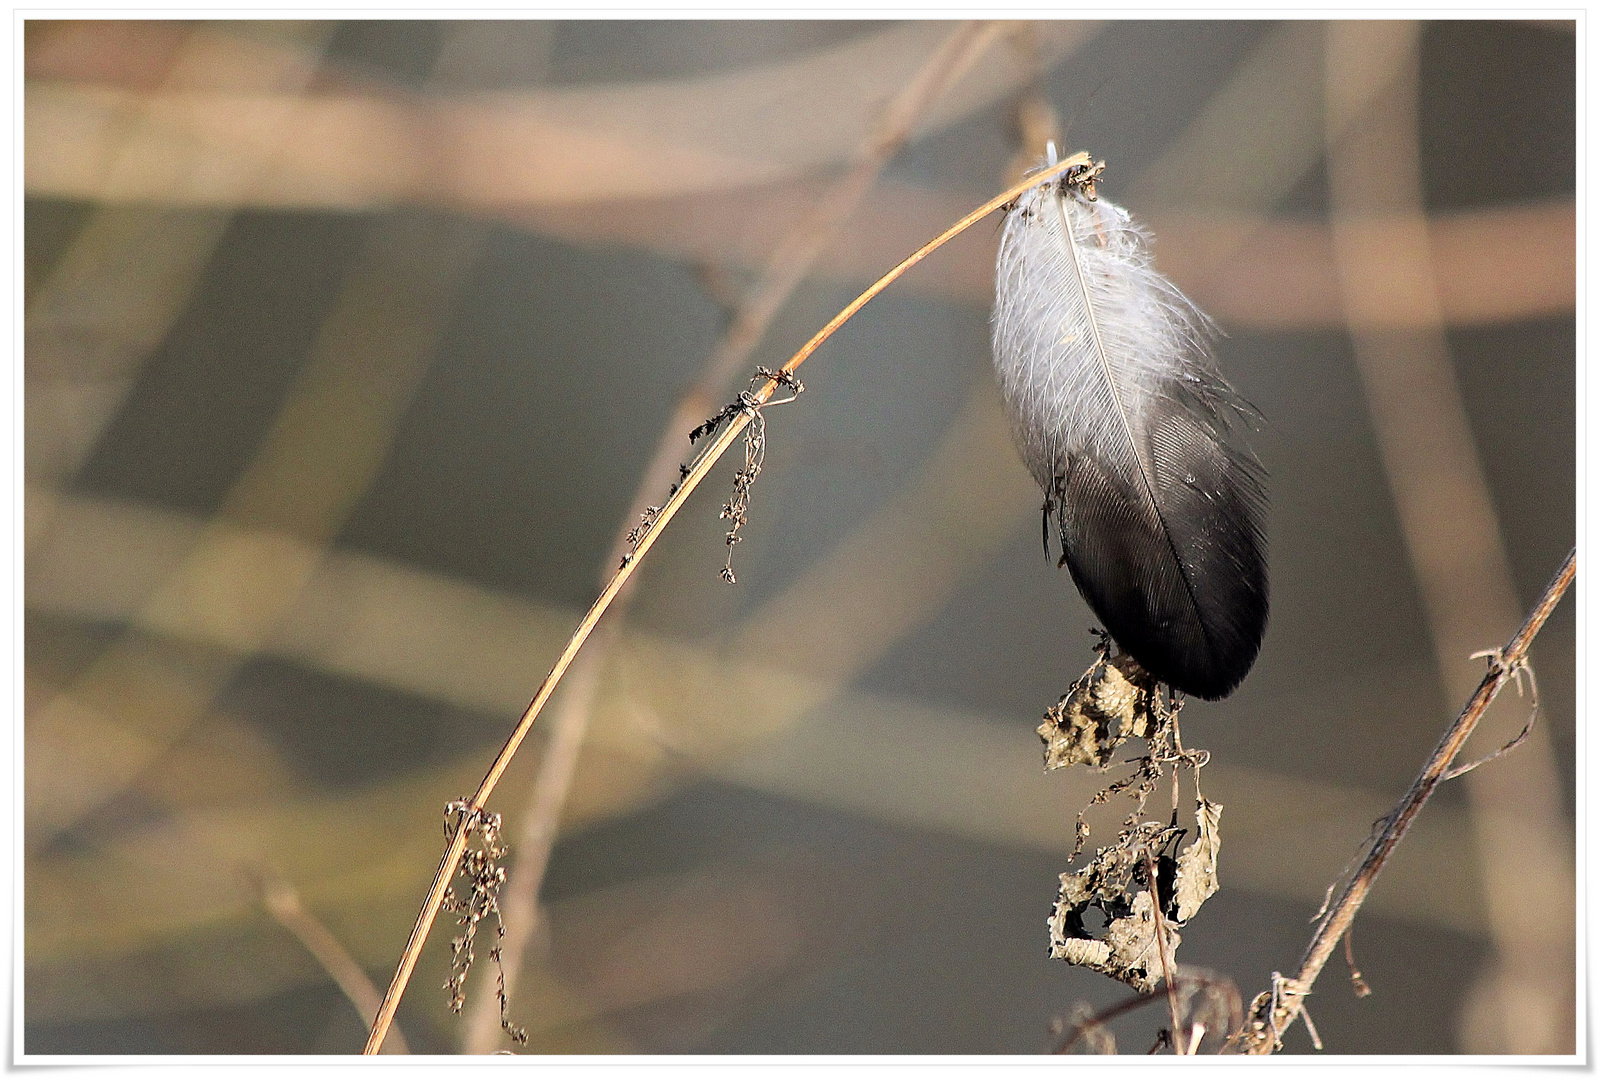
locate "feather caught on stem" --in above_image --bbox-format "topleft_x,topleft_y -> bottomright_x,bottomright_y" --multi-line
991,152 -> 1269,701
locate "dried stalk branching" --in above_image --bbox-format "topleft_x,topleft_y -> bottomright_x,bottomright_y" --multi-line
362,151 -> 1095,1054
1039,639 -> 1224,1054
1231,548 -> 1575,1054
685,366 -> 805,583
439,802 -> 526,1045
254,868 -> 410,1054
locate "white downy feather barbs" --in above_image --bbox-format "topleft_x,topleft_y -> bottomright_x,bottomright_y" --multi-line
991,153 -> 1268,700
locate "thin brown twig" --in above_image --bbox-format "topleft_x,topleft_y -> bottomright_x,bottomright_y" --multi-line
1234,547 -> 1575,1054
1343,926 -> 1370,998
362,149 -> 1095,1054
1439,684 -> 1540,781
1053,970 -> 1241,1055
460,22 -> 1010,1052
1056,992 -> 1160,1054
253,868 -> 410,1054
1145,858 -> 1185,1054
459,628 -> 602,1052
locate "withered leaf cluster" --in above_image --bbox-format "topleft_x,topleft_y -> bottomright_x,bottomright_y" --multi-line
1050,860 -> 1177,994
1047,800 -> 1222,992
1039,651 -> 1222,993
440,801 -> 528,1045
1173,797 -> 1222,923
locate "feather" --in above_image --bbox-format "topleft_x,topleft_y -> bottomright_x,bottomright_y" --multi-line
990,158 -> 1268,700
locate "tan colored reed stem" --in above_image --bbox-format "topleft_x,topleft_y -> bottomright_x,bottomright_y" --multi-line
258,870 -> 411,1054
462,21 -> 1010,1051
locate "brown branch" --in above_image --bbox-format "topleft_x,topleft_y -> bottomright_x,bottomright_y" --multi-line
254,868 -> 410,1054
361,149 -> 1094,1054
1056,992 -> 1159,1054
1234,547 -> 1575,1054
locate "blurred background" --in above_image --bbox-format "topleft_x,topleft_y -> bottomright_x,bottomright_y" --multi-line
23,18 -> 1575,1056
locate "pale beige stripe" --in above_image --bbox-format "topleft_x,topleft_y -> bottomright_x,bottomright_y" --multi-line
27,491 -> 1484,942
25,217 -> 487,848
24,22 -> 1090,210
25,22 -> 336,551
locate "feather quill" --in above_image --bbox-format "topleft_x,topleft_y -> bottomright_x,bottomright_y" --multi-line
990,156 -> 1268,700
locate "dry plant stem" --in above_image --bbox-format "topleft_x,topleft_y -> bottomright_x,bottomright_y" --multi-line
1146,858 -> 1185,1055
361,150 -> 1093,1054
1055,971 -> 1241,1054
689,19 -> 1004,405
462,630 -> 608,1050
258,872 -> 410,1054
1240,547 -> 1575,1054
1057,993 -> 1161,1053
461,24 -> 1007,1051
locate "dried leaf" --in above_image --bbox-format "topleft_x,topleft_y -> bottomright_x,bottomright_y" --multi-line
1051,933 -> 1113,971
1050,859 -> 1181,995
1038,653 -> 1155,770
1050,884 -> 1179,994
1173,798 -> 1222,922
1104,890 -> 1180,993
1042,649 -> 1216,996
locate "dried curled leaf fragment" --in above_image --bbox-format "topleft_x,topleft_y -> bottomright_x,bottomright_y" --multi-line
1038,652 -> 1156,770
1051,882 -> 1179,994
1048,797 -> 1221,992
1173,798 -> 1222,922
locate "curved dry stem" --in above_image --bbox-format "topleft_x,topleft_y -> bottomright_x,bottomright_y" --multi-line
1145,859 -> 1185,1054
462,21 -> 1011,1052
1234,547 -> 1575,1054
362,150 -> 1090,1054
